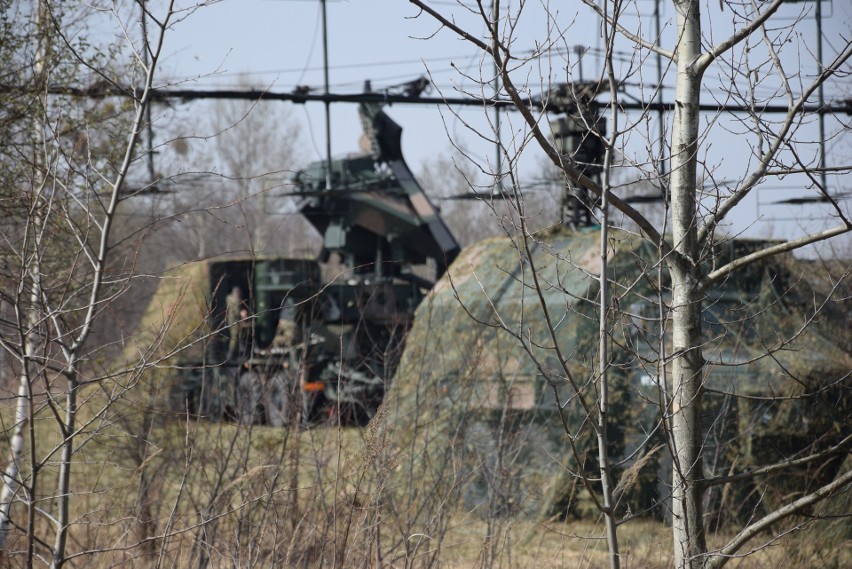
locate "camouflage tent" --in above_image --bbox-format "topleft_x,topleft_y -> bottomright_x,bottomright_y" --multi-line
117,261 -> 218,412
128,261 -> 212,364
385,226 -> 851,521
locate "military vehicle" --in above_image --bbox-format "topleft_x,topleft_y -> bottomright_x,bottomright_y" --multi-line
165,102 -> 460,425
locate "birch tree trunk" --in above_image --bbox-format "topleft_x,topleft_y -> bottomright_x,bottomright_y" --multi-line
669,0 -> 707,566
0,0 -> 49,552
0,364 -> 33,551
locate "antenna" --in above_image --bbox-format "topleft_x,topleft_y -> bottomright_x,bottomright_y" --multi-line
815,0 -> 827,193
548,81 -> 606,228
321,0 -> 332,191
654,0 -> 667,184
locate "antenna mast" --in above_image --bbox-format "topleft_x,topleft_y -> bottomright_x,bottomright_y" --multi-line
321,0 -> 332,190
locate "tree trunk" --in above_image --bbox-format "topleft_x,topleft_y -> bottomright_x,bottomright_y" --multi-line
669,0 -> 707,566
0,0 -> 48,553
51,371 -> 77,569
0,375 -> 31,551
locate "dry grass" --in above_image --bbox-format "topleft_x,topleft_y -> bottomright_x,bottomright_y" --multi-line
0,387 -> 846,568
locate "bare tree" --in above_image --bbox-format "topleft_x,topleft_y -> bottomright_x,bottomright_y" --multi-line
164,83 -> 307,259
405,1 -> 851,568
420,151 -> 562,246
114,90 -> 309,269
0,0 -> 187,564
419,152 -> 499,245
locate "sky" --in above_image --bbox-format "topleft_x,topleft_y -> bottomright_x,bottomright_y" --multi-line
142,0 -> 851,245
157,0 -> 572,172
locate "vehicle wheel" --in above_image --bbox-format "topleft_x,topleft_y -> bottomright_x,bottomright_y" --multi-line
265,372 -> 291,427
236,370 -> 262,425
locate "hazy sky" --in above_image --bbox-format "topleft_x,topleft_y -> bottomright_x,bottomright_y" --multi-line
151,0 -> 850,242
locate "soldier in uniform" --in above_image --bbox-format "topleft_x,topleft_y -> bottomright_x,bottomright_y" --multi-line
225,286 -> 244,360
272,300 -> 298,348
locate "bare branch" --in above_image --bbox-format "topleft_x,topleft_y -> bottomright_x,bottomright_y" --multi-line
698,42 -> 852,244
704,467 -> 852,569
694,0 -> 786,74
705,435 -> 852,488
407,0 -> 491,54
580,0 -> 675,62
409,0 -> 669,252
701,223 -> 852,289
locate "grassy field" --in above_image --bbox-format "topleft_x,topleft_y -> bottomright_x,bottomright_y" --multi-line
0,384 -> 847,568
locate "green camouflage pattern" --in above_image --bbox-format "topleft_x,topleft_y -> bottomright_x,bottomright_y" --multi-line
384,226 -> 851,520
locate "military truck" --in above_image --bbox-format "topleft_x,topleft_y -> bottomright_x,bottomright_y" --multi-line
166,102 -> 460,425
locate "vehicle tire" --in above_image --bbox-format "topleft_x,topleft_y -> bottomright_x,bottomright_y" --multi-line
265,372 -> 291,427
236,370 -> 263,425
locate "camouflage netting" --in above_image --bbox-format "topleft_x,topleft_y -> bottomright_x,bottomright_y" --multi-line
117,261 -> 213,408
383,226 -> 851,523
124,261 -> 212,366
